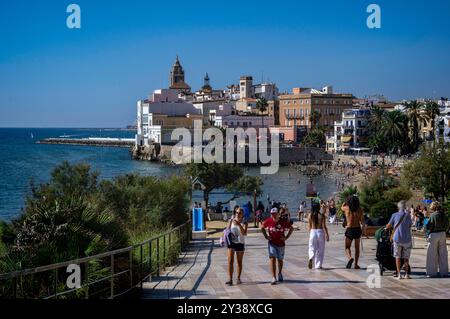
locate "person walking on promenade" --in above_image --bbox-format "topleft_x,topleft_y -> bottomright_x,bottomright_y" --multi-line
386,200 -> 413,279
410,204 -> 416,223
308,203 -> 330,269
320,200 -> 328,220
298,201 -> 306,222
255,201 -> 265,226
280,206 -> 293,226
299,201 -> 308,222
425,201 -> 449,278
415,205 -> 425,230
341,195 -> 365,269
422,207 -> 431,234
226,208 -> 248,285
328,199 -> 338,224
261,208 -> 294,285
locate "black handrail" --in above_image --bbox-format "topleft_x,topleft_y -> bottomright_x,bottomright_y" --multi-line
0,220 -> 192,299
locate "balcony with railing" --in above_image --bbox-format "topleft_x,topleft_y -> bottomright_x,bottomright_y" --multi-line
285,114 -> 305,120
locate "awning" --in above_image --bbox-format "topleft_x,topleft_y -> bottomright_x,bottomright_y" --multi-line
341,136 -> 353,143
350,147 -> 371,151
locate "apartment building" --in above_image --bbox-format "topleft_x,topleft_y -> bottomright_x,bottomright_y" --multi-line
278,86 -> 354,133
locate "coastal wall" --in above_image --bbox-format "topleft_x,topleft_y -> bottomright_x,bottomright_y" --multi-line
133,144 -> 333,165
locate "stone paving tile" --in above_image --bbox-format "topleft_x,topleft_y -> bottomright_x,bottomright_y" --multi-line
142,223 -> 450,299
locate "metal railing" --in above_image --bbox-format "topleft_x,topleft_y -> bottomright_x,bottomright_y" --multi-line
0,220 -> 191,299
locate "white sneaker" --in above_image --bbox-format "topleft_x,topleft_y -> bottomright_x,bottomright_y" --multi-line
394,275 -> 403,280
271,277 -> 277,285
404,274 -> 411,279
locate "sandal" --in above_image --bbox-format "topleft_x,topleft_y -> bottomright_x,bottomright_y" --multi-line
346,258 -> 354,269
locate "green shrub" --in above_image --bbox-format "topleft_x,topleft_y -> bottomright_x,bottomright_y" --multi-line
368,201 -> 397,220
2,162 -> 190,272
358,175 -> 412,220
96,174 -> 190,235
383,187 -> 413,205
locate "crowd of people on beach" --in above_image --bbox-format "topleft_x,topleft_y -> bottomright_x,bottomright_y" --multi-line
333,158 -> 402,188
222,196 -> 449,286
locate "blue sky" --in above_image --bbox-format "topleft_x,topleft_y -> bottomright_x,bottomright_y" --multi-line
0,0 -> 449,127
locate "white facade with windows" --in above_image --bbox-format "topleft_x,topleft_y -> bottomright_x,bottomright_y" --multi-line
136,99 -> 201,146
329,109 -> 371,153
214,115 -> 274,129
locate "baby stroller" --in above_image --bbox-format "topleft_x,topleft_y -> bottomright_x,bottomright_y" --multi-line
375,227 -> 411,276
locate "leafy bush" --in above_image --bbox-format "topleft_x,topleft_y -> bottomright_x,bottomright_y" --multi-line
402,142 -> 450,202
96,174 -> 189,235
1,162 -> 190,272
367,201 -> 397,220
359,175 -> 412,219
383,186 -> 413,205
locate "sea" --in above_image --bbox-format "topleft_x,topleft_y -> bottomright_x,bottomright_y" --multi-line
0,128 -> 342,221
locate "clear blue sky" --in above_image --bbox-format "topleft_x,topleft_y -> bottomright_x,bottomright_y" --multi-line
1,0 -> 449,127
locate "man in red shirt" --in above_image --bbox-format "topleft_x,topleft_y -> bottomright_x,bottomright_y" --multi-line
261,207 -> 294,285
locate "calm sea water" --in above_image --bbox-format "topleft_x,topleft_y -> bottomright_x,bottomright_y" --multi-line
0,128 -> 341,221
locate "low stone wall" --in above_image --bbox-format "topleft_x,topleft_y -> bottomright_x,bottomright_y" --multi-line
135,144 -> 333,165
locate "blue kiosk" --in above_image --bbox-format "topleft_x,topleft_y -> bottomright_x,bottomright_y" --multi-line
191,177 -> 207,239
192,207 -> 205,232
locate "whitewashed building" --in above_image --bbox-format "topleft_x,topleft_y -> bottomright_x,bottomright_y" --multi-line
215,114 -> 274,129
327,109 -> 371,153
136,98 -> 202,146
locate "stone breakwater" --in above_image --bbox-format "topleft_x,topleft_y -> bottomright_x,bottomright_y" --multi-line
37,138 -> 135,148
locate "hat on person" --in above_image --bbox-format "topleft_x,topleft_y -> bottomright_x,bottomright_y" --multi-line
270,208 -> 278,214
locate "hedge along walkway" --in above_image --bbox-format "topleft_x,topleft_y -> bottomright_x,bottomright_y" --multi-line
141,223 -> 450,299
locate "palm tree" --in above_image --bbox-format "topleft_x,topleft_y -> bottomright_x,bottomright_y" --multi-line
424,101 -> 440,141
368,106 -> 385,132
303,126 -> 326,147
367,106 -> 387,152
380,110 -> 407,150
309,110 -> 321,129
256,98 -> 269,129
405,100 -> 425,150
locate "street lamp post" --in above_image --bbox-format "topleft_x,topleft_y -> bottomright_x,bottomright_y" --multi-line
371,149 -> 386,187
389,148 -> 398,167
297,157 -> 328,213
437,148 -> 446,203
380,153 -> 386,187
371,150 -> 378,168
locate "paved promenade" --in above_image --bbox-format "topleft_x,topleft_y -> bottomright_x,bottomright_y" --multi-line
142,223 -> 450,299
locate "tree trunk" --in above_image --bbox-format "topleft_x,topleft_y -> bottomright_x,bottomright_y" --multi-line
203,191 -> 209,209
431,119 -> 435,141
253,190 -> 257,228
